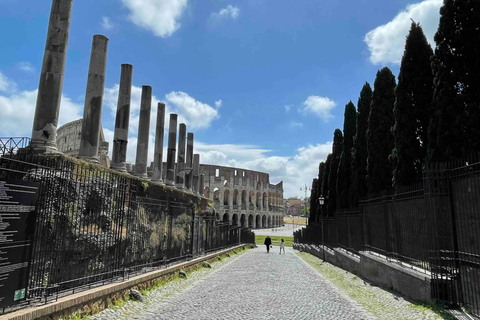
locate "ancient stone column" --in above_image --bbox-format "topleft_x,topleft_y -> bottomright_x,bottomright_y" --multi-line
134,86 -> 152,178
152,103 -> 165,182
30,0 -> 73,153
165,114 -> 178,186
199,174 -> 205,196
185,133 -> 194,191
193,154 -> 200,194
175,124 -> 187,189
111,64 -> 133,172
78,35 -> 109,163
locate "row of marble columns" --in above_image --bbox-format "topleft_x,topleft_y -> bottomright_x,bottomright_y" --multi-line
28,0 -> 205,195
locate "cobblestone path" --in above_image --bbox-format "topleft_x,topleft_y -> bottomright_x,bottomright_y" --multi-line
95,247 -> 376,320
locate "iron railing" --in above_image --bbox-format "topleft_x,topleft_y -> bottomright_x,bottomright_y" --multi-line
0,146 -> 254,313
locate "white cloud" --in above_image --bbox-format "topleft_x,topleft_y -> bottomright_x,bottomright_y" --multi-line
215,100 -> 223,108
364,0 -> 441,65
17,62 -> 35,73
0,72 -> 83,137
0,72 -> 16,93
284,105 -> 292,112
193,141 -> 332,198
302,96 -> 336,120
166,91 -> 219,129
211,5 -> 240,21
102,17 -> 115,30
289,121 -> 303,128
120,0 -> 188,37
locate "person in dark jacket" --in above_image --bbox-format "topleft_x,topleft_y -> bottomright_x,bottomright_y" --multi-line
264,236 -> 272,253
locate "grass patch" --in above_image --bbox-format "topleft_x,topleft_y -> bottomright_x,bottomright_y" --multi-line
296,251 -> 451,320
255,235 -> 294,247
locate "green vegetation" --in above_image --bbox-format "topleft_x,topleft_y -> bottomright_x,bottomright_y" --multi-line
255,235 -> 293,247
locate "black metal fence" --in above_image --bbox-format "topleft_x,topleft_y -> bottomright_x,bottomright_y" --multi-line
295,154 -> 480,317
0,145 -> 254,312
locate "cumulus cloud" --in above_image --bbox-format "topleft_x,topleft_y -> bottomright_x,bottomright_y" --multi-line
17,62 -> 35,73
215,100 -> 223,108
0,72 -> 83,137
302,96 -> 336,120
102,17 -> 115,30
364,0 -> 441,65
210,5 -> 240,22
120,0 -> 188,37
166,91 -> 219,129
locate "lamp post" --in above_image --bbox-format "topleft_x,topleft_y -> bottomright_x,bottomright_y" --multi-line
318,196 -> 325,261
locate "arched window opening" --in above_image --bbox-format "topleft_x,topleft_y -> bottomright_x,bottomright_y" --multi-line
213,187 -> 220,202
224,190 -> 230,206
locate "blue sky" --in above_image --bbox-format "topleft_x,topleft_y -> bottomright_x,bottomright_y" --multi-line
0,0 -> 443,198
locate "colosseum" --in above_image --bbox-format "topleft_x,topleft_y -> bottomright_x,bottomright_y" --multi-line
200,164 -> 284,229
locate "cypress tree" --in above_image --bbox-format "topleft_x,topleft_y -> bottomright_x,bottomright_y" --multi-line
352,83 -> 372,206
366,67 -> 396,194
322,153 -> 332,212
328,129 -> 343,215
428,0 -> 480,161
391,21 -> 434,188
309,178 -> 318,223
337,101 -> 357,209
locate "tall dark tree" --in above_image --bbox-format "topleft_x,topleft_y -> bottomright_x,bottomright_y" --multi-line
428,0 -> 480,161
327,129 -> 343,215
309,178 -> 319,223
352,82 -> 372,206
366,67 -> 396,194
317,161 -> 326,219
391,21 -> 434,188
337,101 -> 357,209
322,155 -> 332,215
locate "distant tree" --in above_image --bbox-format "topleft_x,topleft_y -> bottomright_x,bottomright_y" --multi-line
391,21 -> 434,188
428,0 -> 480,161
309,178 -> 319,223
337,101 -> 357,209
352,82 -> 372,206
327,129 -> 343,215
317,161 -> 326,219
366,67 -> 396,194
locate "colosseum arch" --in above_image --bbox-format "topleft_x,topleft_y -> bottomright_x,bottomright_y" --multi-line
248,214 -> 254,228
255,215 -> 261,228
240,214 -> 246,228
213,187 -> 220,202
256,192 -> 261,209
222,213 -> 229,222
223,189 -> 230,206
268,216 -> 272,228
262,215 -> 266,227
263,192 -> 267,209
241,190 -> 247,209
232,214 -> 239,226
233,189 -> 239,206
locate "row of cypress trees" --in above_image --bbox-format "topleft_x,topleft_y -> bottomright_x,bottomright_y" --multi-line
310,0 -> 479,219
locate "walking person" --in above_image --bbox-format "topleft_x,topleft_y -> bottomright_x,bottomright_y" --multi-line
264,236 -> 272,253
279,239 -> 285,254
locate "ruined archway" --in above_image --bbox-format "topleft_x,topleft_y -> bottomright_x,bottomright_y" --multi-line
268,215 -> 272,228
256,214 -> 261,229
248,214 -> 254,228
213,187 -> 220,202
232,214 -> 238,226
224,189 -> 230,206
241,190 -> 247,209
223,213 -> 229,223
233,189 -> 239,206
262,215 -> 266,228
240,214 -> 246,228
256,192 -> 261,209
263,192 -> 267,209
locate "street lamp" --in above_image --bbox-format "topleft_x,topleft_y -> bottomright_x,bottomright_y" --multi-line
318,196 -> 325,261
300,184 -> 310,226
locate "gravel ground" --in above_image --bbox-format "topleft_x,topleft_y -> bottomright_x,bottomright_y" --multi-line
90,247 -> 453,320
